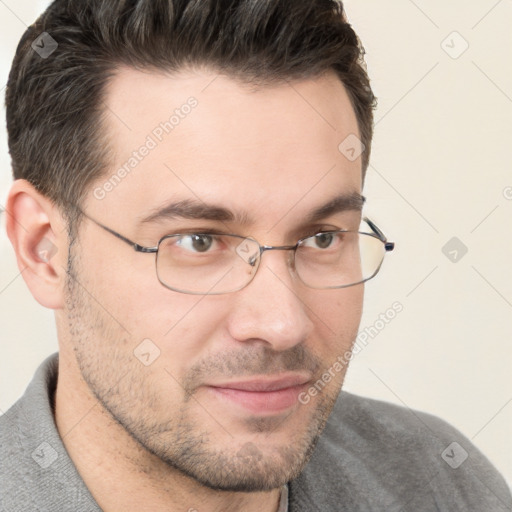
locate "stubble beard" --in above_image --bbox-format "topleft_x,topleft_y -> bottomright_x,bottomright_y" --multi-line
64,246 -> 345,492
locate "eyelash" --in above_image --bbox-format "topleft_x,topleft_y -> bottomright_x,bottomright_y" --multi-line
305,225 -> 344,236
173,225 -> 345,239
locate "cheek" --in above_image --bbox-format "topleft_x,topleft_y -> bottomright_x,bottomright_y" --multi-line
87,248 -> 224,344
309,286 -> 364,352
133,295 -> 231,374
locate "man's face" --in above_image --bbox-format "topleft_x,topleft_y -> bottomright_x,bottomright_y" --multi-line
64,67 -> 364,491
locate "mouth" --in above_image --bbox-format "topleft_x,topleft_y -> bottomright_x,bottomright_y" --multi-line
205,374 -> 312,415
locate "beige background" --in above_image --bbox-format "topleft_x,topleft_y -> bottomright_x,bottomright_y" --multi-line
1,0 -> 511,486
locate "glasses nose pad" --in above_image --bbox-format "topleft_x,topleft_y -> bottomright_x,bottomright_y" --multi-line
235,239 -> 260,267
289,247 -> 297,271
248,254 -> 258,267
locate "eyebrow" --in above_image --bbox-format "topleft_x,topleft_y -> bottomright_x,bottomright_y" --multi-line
304,191 -> 365,223
138,192 -> 366,227
138,198 -> 251,225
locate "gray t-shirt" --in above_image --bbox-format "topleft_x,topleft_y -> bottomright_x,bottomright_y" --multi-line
1,353 -> 511,511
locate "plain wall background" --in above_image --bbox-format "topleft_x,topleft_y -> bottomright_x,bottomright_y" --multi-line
1,0 -> 511,486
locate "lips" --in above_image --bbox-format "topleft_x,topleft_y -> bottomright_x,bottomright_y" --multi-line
205,374 -> 311,414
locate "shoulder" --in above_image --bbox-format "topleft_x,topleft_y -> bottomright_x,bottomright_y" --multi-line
289,391 -> 512,512
0,354 -> 100,512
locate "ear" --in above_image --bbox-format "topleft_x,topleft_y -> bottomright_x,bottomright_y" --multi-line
5,179 -> 69,309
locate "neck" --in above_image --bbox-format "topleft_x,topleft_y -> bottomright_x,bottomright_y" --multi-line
54,348 -> 282,512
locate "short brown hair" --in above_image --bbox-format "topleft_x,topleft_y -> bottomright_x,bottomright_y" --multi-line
6,0 -> 376,228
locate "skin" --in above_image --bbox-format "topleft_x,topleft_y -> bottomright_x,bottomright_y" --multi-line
6,67 -> 365,512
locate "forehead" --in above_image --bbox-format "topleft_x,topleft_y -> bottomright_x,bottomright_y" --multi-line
89,66 -> 363,232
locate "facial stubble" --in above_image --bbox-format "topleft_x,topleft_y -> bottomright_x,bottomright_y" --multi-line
63,244 -> 349,491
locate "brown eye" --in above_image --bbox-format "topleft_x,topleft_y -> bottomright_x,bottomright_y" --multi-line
191,234 -> 213,252
313,232 -> 334,249
177,234 -> 214,252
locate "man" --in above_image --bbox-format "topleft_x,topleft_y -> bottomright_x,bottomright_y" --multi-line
1,0 -> 510,510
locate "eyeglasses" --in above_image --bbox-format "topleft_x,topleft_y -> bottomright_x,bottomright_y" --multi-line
79,211 -> 394,295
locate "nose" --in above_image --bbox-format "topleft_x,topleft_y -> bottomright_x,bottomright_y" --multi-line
226,250 -> 314,351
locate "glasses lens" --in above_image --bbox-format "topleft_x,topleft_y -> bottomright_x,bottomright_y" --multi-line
156,234 -> 259,294
295,231 -> 386,289
155,228 -> 388,294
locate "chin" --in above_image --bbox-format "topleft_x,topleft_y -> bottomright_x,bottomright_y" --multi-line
161,435 -> 321,492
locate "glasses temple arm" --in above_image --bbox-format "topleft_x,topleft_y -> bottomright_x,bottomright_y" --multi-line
79,210 -> 157,253
363,216 -> 395,252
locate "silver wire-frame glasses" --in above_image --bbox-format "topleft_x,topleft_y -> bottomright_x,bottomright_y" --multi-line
80,211 -> 394,295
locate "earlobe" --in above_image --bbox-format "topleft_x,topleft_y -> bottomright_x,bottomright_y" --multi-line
5,179 -> 68,310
